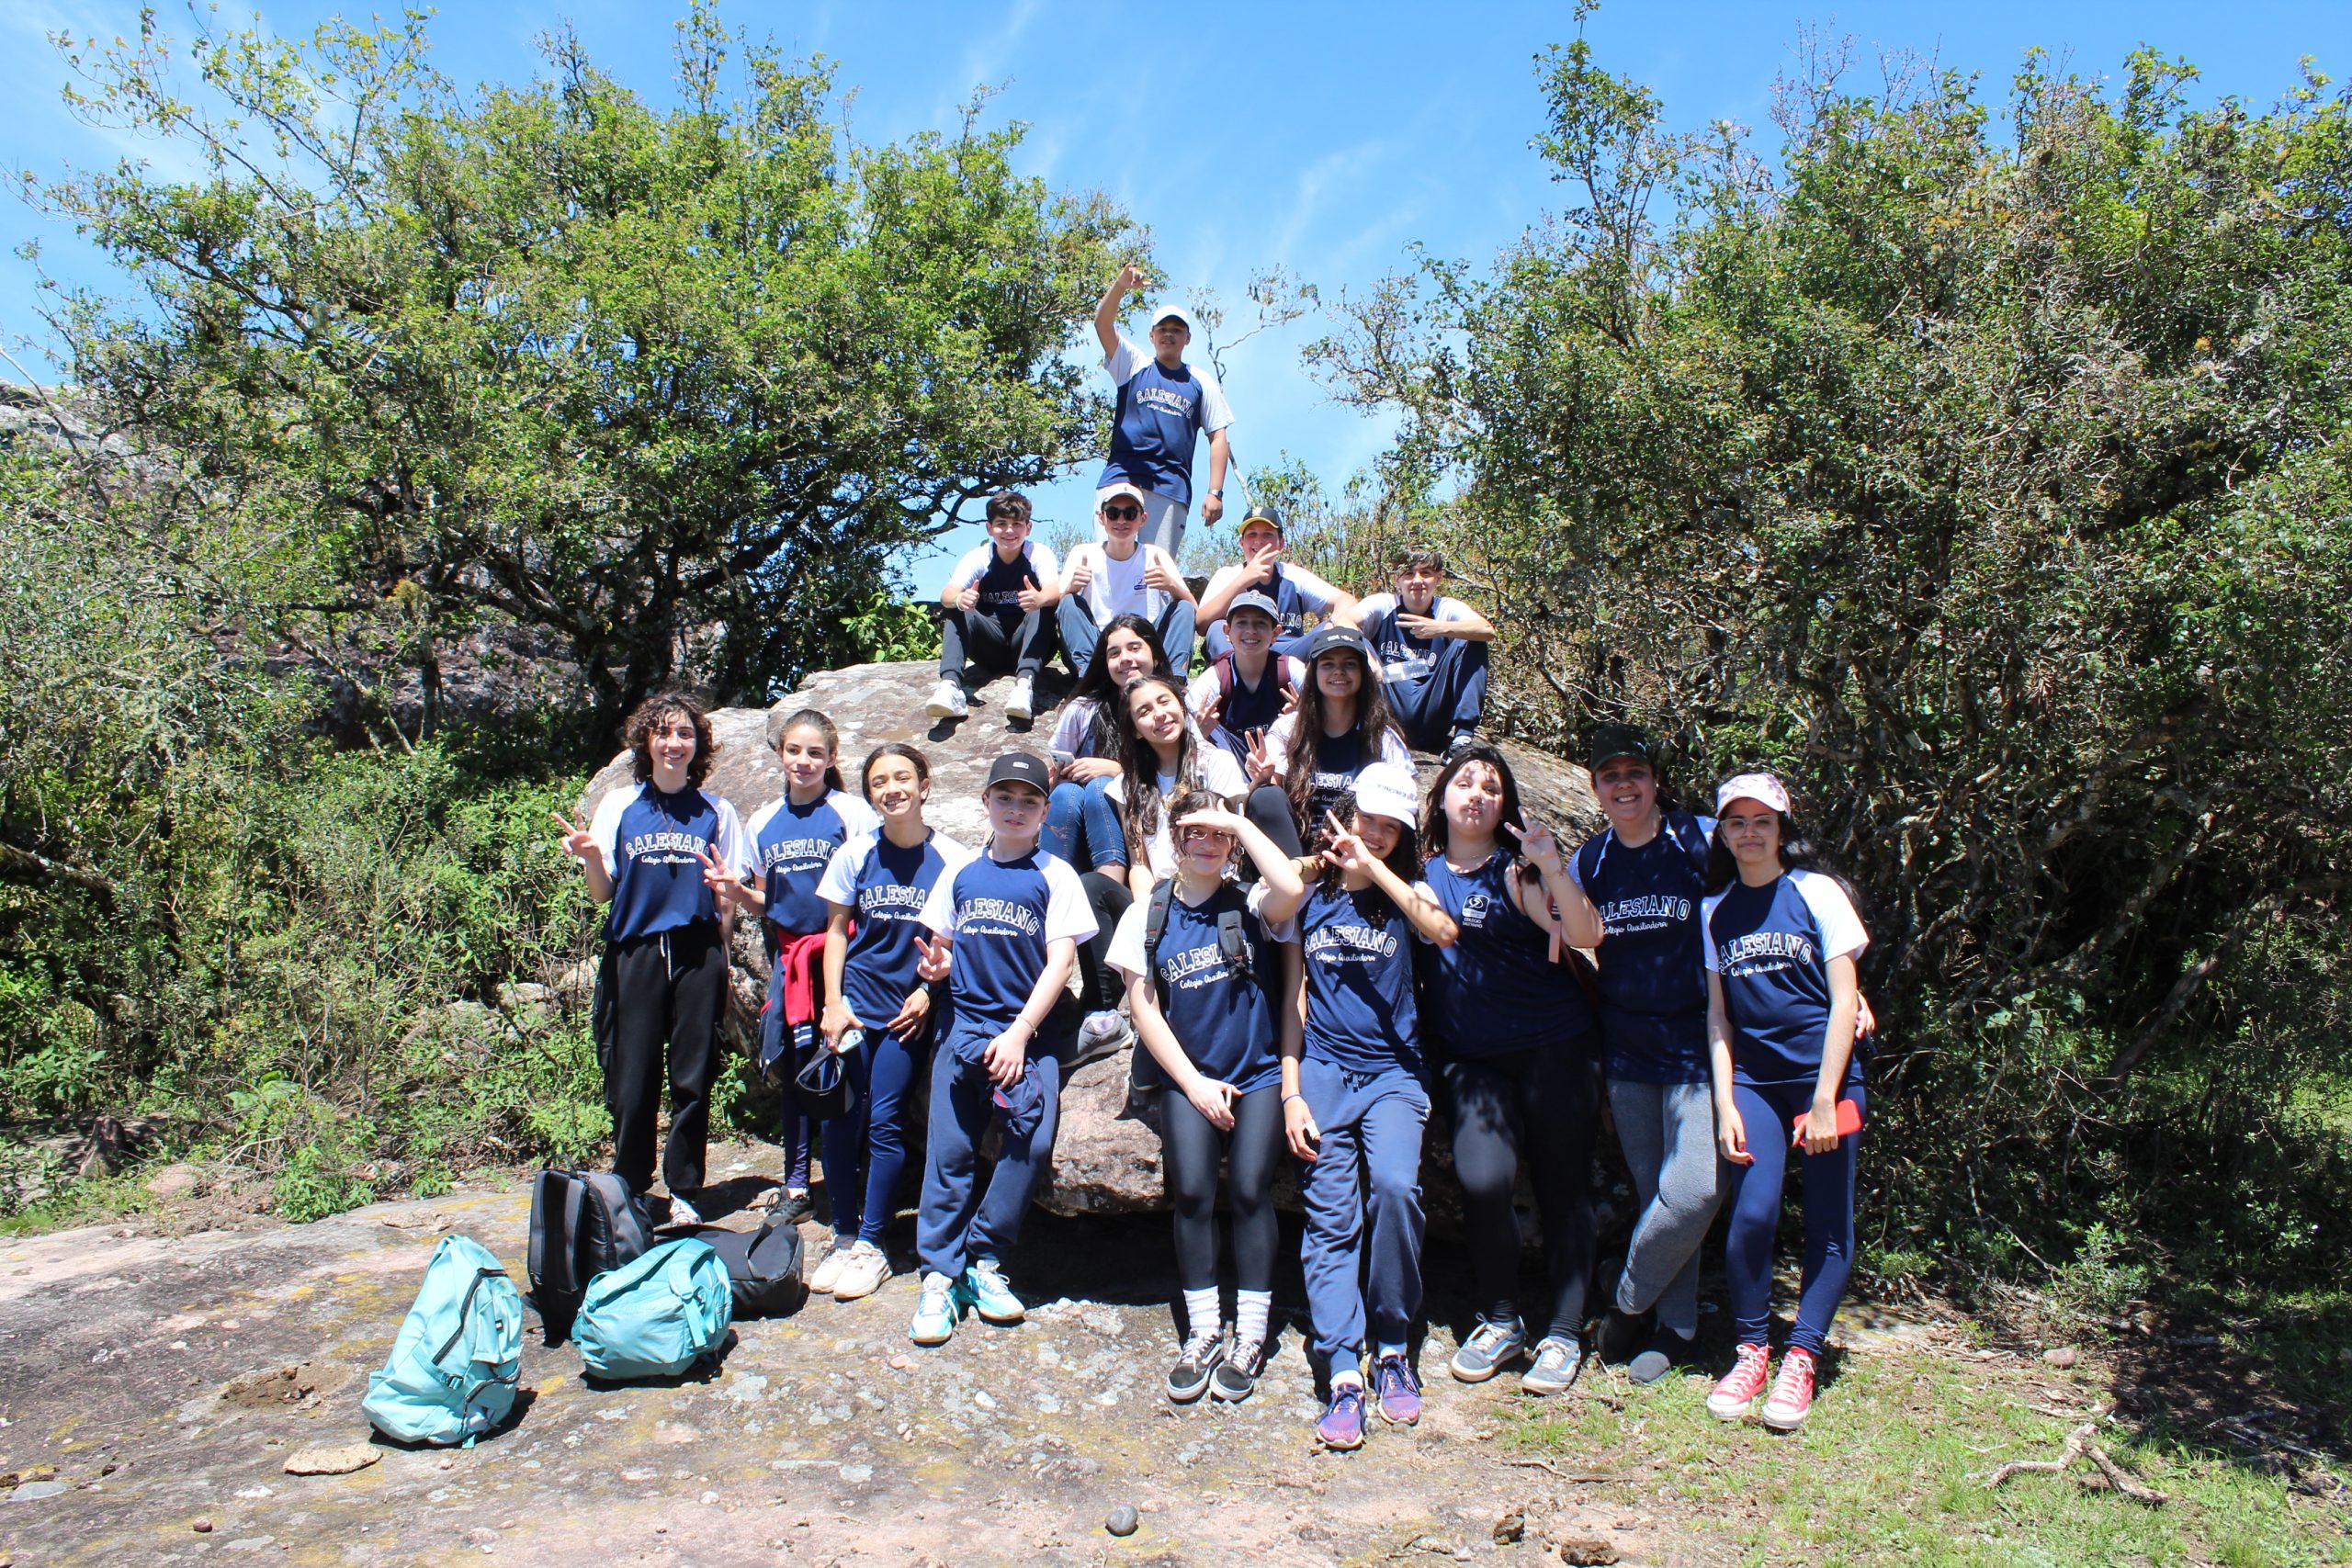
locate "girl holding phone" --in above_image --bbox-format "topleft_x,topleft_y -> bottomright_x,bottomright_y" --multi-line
1700,773 -> 1869,1431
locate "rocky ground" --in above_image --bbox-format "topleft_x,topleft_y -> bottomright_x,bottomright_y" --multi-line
0,1140 -> 1935,1568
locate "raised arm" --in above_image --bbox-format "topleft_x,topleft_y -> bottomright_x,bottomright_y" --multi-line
1504,817 -> 1604,948
1096,264 -> 1145,359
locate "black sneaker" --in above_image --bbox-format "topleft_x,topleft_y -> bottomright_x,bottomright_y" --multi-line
1626,1325 -> 1697,1386
774,1189 -> 815,1225
1166,1331 -> 1224,1402
1596,1306 -> 1652,1364
1211,1336 -> 1265,1402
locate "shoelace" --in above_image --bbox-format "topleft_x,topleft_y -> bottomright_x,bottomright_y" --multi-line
1178,1336 -> 1221,1366
1467,1323 -> 1515,1355
1376,1359 -> 1419,1395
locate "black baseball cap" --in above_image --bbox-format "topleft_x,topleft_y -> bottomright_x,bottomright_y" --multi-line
1238,503 -> 1284,535
1300,622 -> 1372,665
1589,724 -> 1655,772
984,751 -> 1052,795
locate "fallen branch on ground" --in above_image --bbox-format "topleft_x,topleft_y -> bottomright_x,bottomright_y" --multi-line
1983,1421 -> 2167,1504
1505,1459 -> 1623,1483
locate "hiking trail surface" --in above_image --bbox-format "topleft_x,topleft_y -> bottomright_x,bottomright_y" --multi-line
1,1150 -> 2112,1568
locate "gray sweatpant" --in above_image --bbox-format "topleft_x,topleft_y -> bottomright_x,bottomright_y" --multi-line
1608,1078 -> 1724,1336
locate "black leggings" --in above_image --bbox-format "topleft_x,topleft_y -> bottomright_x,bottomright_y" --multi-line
1160,1084 -> 1285,1293
1076,870 -> 1134,1011
1439,1043 -> 1600,1342
1243,783 -> 1306,861
600,922 -> 729,1197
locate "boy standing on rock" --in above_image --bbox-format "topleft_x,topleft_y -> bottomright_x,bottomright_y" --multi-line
1094,265 -> 1234,560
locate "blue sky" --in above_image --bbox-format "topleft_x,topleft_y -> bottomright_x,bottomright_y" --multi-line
4,2 -> 2337,594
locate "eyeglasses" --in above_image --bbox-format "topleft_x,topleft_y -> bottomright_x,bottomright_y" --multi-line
1102,504 -> 1143,521
1176,826 -> 1235,843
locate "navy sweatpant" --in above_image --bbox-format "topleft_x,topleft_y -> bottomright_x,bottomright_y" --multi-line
820,1025 -> 929,1247
916,1043 -> 1067,1279
1296,1056 -> 1430,1380
1724,1078 -> 1866,1356
1385,637 -> 1488,751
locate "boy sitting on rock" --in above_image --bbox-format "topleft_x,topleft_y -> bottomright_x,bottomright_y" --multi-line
1354,544 -> 1494,756
929,491 -> 1060,725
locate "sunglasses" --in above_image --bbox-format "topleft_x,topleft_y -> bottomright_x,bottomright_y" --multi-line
1102,504 -> 1143,521
1176,825 -> 1235,843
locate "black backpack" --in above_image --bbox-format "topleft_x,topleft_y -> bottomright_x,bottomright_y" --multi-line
682,1217 -> 806,1318
527,1168 -> 656,1341
1130,877 -> 1285,1094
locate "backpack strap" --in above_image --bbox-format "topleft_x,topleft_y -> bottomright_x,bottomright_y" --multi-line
1142,876 -> 1178,981
1213,652 -> 1237,705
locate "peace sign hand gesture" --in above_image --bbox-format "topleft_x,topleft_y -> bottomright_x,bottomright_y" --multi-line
914,931 -> 954,984
1503,814 -> 1565,874
696,846 -> 743,907
1322,809 -> 1370,872
551,808 -> 597,866
1243,728 -> 1276,786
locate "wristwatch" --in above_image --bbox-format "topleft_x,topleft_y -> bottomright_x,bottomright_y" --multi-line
1209,488 -> 1224,498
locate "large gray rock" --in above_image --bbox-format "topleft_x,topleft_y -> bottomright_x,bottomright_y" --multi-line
580,660 -> 1605,1222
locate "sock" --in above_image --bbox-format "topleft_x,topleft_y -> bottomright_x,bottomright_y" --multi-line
1234,1290 -> 1272,1346
1181,1287 -> 1219,1341
1374,1341 -> 1406,1361
1330,1367 -> 1364,1390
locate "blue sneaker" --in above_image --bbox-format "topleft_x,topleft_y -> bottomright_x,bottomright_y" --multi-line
1373,1352 -> 1422,1425
909,1270 -> 959,1346
1316,1380 -> 1368,1450
957,1258 -> 1025,1324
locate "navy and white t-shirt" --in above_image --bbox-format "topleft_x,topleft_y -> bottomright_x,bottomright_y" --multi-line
946,540 -> 1060,620
1356,593 -> 1478,685
1702,869 -> 1870,1088
587,782 -> 753,942
1201,561 -> 1345,649
1263,716 -> 1415,833
1415,852 -> 1593,1059
746,789 -> 879,937
1107,880 -> 1285,1095
1095,338 -> 1235,506
1272,883 -> 1425,1077
1570,814 -> 1717,1084
817,829 -> 973,1034
1102,748 -> 1250,879
918,846 -> 1098,1054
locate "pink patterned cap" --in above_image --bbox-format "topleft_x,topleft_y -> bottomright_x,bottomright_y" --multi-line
1715,772 -> 1792,816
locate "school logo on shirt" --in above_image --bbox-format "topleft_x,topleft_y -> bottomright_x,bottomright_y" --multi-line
760,835 -> 838,871
1600,893 -> 1693,935
1134,382 -> 1197,419
1461,892 -> 1492,929
622,829 -> 710,864
1306,922 -> 1399,964
859,883 -> 929,918
1717,930 -> 1815,976
956,896 -> 1044,937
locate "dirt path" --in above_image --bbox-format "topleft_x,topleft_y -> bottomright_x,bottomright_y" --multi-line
0,1163 -> 1938,1568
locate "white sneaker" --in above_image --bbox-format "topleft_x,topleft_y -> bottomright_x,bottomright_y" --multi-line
1005,674 -> 1035,723
925,678 -> 968,720
807,1241 -> 852,1295
829,1239 -> 891,1301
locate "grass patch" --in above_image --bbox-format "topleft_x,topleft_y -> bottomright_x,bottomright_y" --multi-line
1503,1334 -> 2350,1566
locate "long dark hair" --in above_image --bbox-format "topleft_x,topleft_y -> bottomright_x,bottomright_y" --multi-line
624,691 -> 718,788
1113,673 -> 1207,857
1283,645 -> 1408,825
770,706 -> 847,794
1419,742 -> 1526,862
1072,613 -> 1173,757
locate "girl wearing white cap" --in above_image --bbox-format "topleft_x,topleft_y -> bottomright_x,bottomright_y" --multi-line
1274,761 -> 1457,1450
1700,772 -> 1870,1431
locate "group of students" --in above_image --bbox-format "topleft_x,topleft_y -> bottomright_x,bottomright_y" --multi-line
560,652 -> 1875,1449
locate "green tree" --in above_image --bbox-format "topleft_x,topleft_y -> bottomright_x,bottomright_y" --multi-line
28,5 -> 1136,727
1314,28 -> 2352,1285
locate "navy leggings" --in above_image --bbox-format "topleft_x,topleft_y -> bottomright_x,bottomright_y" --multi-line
1724,1078 -> 1866,1356
820,1023 -> 929,1247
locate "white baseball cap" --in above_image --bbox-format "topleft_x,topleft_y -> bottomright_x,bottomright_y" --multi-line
1150,304 -> 1198,335
1715,772 -> 1792,816
1351,761 -> 1420,829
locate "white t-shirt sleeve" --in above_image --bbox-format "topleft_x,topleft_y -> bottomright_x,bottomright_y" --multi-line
1376,730 -> 1416,770
1433,595 -> 1477,625
1701,892 -> 1728,971
1792,871 -> 1870,962
1041,856 -> 1102,945
708,796 -> 755,879
1202,564 -> 1242,605
1185,668 -> 1220,717
831,790 -> 881,840
918,865 -> 959,936
1355,592 -> 1399,626
1283,565 -> 1343,613
1027,541 -> 1060,584
1262,713 -> 1298,779
1196,365 -> 1235,434
944,544 -> 992,594
1102,336 -> 1147,387
1104,898 -> 1150,980
586,783 -> 637,868
1048,699 -> 1096,760
1199,749 -> 1248,800
1262,908 -> 1299,945
815,836 -> 869,907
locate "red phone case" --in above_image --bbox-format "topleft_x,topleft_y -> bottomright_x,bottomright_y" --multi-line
1791,1098 -> 1865,1145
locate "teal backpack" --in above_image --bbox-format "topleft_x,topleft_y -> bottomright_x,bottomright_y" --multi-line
362,1234 -> 524,1446
574,1237 -> 734,1380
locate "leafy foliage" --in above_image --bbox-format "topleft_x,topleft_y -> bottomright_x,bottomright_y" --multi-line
1312,34 -> 2352,1287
